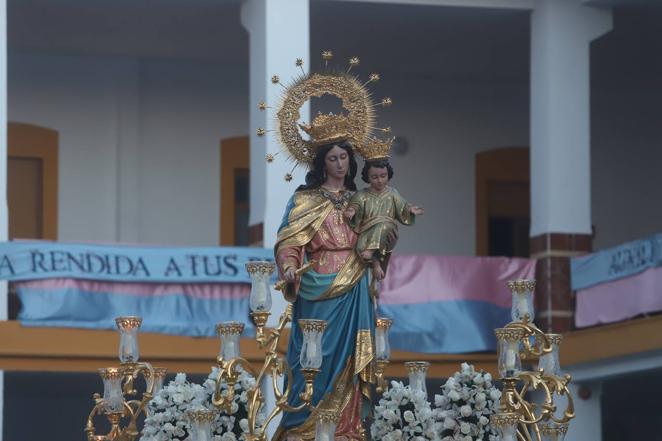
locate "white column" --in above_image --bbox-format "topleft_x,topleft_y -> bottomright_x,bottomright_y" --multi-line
565,382 -> 602,441
0,0 -> 7,436
241,1 -> 309,438
530,0 -> 612,236
241,0 -> 310,249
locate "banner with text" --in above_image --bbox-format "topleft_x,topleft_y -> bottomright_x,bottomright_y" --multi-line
570,233 -> 662,290
0,241 -> 274,283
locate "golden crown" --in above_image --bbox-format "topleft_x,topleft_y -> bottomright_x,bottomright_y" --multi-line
258,51 -> 393,181
360,136 -> 394,161
299,112 -> 354,147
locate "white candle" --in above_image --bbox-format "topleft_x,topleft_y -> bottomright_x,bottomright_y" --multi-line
517,294 -> 529,320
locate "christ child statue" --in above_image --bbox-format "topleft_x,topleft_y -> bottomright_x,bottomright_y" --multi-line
343,159 -> 424,281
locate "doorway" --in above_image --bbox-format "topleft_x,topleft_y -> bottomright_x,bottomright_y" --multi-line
7,123 -> 59,240
220,136 -> 250,246
475,147 -> 529,257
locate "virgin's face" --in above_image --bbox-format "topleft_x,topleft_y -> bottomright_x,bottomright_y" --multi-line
324,146 -> 350,181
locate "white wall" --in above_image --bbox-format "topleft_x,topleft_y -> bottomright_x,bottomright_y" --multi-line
371,77 -> 529,255
8,52 -> 248,245
591,86 -> 662,250
138,60 -> 247,245
8,45 -> 660,254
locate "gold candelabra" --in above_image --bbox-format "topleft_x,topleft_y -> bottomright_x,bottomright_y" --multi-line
85,269 -> 569,441
491,280 -> 575,441
85,317 -> 168,441
85,261 -> 391,441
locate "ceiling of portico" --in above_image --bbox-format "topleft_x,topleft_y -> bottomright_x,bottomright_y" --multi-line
8,0 -> 661,84
8,0 -> 531,82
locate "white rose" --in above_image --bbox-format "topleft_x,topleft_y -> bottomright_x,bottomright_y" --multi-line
448,390 -> 461,401
221,432 -> 237,441
460,422 -> 471,434
490,389 -> 502,401
443,418 -> 456,429
479,416 -> 489,426
419,407 -> 432,420
404,410 -> 415,423
174,373 -> 187,384
383,409 -> 398,422
435,394 -> 449,407
460,405 -> 472,417
473,374 -> 484,385
475,392 -> 486,403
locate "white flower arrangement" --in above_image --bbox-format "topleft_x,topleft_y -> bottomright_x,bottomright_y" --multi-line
433,363 -> 501,441
371,380 -> 441,441
141,367 -> 259,441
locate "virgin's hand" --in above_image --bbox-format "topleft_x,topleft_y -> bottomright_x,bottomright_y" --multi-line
284,267 -> 297,282
343,207 -> 356,220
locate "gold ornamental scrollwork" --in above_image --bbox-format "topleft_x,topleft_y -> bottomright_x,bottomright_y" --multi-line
216,322 -> 245,336
299,319 -> 327,333
404,361 -> 430,373
507,279 -> 536,294
494,327 -> 527,342
491,412 -> 521,428
246,261 -> 276,276
115,316 -> 142,330
376,317 -> 393,329
314,408 -> 341,424
276,72 -> 375,164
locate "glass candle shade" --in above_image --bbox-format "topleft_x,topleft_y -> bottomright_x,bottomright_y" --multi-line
375,317 -> 393,361
538,334 -> 564,376
507,279 -> 536,323
495,328 -> 526,378
299,319 -> 327,369
188,409 -> 216,441
99,368 -> 125,413
115,316 -> 142,363
216,322 -> 245,360
492,413 -> 520,441
405,361 -> 430,395
314,410 -> 340,441
246,261 -> 276,313
540,423 -> 569,441
143,367 -> 168,395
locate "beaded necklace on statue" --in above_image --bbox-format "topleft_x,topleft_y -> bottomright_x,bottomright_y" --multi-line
319,187 -> 353,210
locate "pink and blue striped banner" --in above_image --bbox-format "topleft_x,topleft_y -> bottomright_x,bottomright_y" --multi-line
378,254 -> 536,353
15,279 -> 253,336
8,242 -> 537,353
571,234 -> 662,327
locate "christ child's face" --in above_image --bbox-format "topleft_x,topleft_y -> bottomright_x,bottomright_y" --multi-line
367,166 -> 389,192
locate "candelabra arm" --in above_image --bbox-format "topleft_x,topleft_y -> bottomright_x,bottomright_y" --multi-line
212,356 -> 259,412
255,304 -> 292,350
504,321 -> 552,358
374,360 -> 390,394
84,399 -> 106,441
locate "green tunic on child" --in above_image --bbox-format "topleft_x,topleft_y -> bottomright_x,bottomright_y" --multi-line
348,186 -> 415,266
